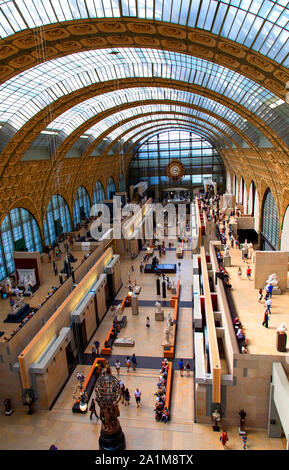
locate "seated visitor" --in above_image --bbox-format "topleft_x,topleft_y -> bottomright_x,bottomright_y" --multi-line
236,328 -> 245,340
162,407 -> 170,423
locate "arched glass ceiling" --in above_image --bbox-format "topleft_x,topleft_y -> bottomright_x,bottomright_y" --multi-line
0,48 -> 287,144
134,126 -> 214,146
104,116 -> 231,146
136,128 -> 213,147
0,1 -> 288,66
48,87 -> 260,143
77,104 -> 243,144
124,123 -> 219,147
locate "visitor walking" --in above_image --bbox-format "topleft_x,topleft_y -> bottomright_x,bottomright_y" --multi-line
265,297 -> 272,314
237,267 -> 242,280
91,346 -> 96,360
258,288 -> 263,303
220,430 -> 229,449
185,362 -> 191,376
115,360 -> 121,377
120,381 -> 125,404
89,398 -> 99,420
178,359 -> 184,377
246,266 -> 252,280
140,261 -> 144,273
262,310 -> 269,328
49,444 -> 58,450
242,433 -> 247,450
124,388 -> 130,406
94,340 -> 100,355
134,388 -> 141,408
146,316 -> 150,328
131,354 -> 137,371
126,356 -> 131,372
267,283 -> 273,298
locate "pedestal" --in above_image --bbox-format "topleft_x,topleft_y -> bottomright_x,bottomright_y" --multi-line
99,427 -> 126,451
156,278 -> 161,296
131,295 -> 139,315
162,281 -> 166,298
272,287 -> 281,295
223,255 -> 231,267
155,309 -> 164,321
276,331 -> 287,352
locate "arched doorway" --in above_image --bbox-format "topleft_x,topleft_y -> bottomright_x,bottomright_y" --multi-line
261,189 -> 279,251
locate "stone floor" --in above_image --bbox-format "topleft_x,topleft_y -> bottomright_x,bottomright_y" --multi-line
0,365 -> 285,450
0,239 -> 285,450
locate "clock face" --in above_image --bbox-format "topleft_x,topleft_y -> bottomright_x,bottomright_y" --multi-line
166,160 -> 185,181
170,165 -> 181,176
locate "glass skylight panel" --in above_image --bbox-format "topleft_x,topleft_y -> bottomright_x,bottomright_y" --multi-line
0,47 -> 286,141
107,114 -> 228,143
47,86 -> 250,136
129,125 -> 216,145
0,1 -> 287,66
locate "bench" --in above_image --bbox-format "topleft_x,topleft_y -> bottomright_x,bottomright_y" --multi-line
101,298 -> 128,355
165,281 -> 180,359
101,326 -> 114,355
72,358 -> 106,413
155,361 -> 173,422
164,361 -> 173,413
170,279 -> 180,307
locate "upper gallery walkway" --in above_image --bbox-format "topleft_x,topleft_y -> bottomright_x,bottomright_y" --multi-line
221,242 -> 289,357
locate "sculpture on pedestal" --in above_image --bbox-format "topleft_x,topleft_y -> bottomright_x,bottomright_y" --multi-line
164,327 -> 171,346
224,245 -> 230,257
23,275 -> 29,294
241,239 -> 249,251
222,193 -> 234,215
95,374 -> 126,451
167,312 -> 173,327
155,301 -> 162,313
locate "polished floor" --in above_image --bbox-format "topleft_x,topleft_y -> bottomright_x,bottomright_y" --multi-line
0,242 -> 285,450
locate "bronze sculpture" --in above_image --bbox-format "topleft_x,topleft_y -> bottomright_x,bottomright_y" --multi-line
95,374 -> 126,450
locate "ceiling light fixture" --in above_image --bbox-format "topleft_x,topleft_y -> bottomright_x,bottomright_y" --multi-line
41,130 -> 59,135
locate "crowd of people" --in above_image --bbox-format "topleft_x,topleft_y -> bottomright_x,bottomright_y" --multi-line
154,359 -> 170,423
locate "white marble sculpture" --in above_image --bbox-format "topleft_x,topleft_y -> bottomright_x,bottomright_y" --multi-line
222,193 -> 234,215
242,239 -> 249,251
224,245 -> 230,257
164,327 -> 171,345
265,273 -> 279,288
155,301 -> 162,313
277,323 -> 287,333
167,312 -> 173,326
17,268 -> 36,287
5,277 -> 12,293
23,274 -> 29,294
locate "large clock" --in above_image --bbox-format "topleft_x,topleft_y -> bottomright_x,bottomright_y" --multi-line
166,160 -> 185,181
